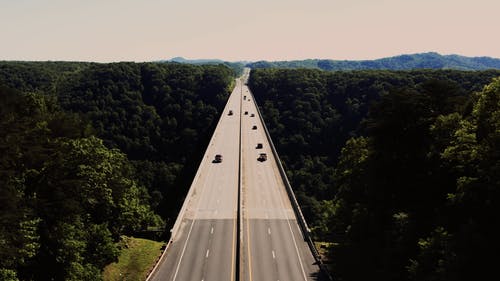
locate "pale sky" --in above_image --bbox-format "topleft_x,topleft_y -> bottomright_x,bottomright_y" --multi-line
1,0 -> 499,62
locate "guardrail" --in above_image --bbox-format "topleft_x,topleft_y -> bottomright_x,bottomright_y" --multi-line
248,86 -> 333,281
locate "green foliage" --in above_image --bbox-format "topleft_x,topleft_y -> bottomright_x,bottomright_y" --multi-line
0,87 -> 161,280
102,236 -> 164,281
0,269 -> 19,281
0,61 -> 234,280
249,68 -> 500,281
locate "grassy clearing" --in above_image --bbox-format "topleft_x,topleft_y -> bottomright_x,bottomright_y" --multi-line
103,236 -> 165,281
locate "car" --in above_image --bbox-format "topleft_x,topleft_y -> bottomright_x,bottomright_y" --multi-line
244,111 -> 248,115
256,143 -> 263,149
243,95 -> 246,100
257,153 -> 267,162
252,125 -> 257,130
250,113 -> 255,117
213,154 -> 223,163
228,110 -> 233,116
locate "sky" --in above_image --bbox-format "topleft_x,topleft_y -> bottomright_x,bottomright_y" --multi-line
1,0 -> 499,62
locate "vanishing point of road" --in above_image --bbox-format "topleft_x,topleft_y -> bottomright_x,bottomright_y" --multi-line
148,68 -> 324,281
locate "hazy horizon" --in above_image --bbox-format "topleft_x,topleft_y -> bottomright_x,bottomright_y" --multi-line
1,0 -> 499,62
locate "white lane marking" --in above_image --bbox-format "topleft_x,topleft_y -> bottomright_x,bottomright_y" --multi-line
206,249 -> 210,258
272,169 -> 309,281
211,227 -> 214,234
268,228 -> 271,235
272,250 -> 276,259
172,216 -> 197,281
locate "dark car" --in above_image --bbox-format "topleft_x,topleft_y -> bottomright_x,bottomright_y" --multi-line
228,110 -> 233,116
250,113 -> 255,117
256,143 -> 263,149
252,125 -> 257,130
213,154 -> 223,163
258,153 -> 267,162
244,111 -> 248,115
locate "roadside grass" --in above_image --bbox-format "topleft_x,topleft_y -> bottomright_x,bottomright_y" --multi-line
103,236 -> 165,281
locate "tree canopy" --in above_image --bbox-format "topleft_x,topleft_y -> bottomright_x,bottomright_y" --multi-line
249,68 -> 500,281
0,61 -> 235,280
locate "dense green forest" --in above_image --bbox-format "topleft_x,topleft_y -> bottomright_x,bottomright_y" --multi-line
248,52 -> 500,71
248,68 -> 500,281
0,62 -> 235,280
2,61 -> 499,281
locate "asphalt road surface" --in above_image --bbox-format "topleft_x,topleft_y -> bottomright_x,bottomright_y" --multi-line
240,73 -> 322,281
149,74 -> 242,281
149,68 -> 322,281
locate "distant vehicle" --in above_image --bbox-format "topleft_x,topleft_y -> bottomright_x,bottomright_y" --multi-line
250,113 -> 255,117
214,154 -> 223,163
252,125 -> 257,130
244,95 -> 246,100
244,111 -> 248,115
228,110 -> 233,116
256,143 -> 263,149
258,153 -> 267,162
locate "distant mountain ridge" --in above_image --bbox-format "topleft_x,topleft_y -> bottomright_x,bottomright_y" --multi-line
168,57 -> 226,64
247,52 -> 500,71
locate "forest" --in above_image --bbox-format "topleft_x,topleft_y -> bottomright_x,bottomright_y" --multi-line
0,61 -> 235,280
2,61 -> 499,281
248,68 -> 500,281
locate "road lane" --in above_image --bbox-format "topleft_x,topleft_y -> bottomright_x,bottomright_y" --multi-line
149,75 -> 242,281
240,70 -> 322,281
149,68 -> 324,281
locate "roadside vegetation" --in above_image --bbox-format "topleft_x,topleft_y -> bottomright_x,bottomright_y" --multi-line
249,68 -> 500,281
102,236 -> 164,281
0,61 -> 235,280
2,60 -> 498,281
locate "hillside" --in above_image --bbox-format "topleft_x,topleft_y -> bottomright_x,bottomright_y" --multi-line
0,61 -> 235,281
249,68 -> 500,281
247,52 -> 500,71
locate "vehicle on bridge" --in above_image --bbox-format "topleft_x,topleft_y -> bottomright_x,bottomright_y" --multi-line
244,111 -> 248,115
257,153 -> 267,162
228,110 -> 233,115
244,95 -> 246,100
250,113 -> 255,117
213,154 -> 223,163
256,143 -> 263,149
252,125 -> 257,130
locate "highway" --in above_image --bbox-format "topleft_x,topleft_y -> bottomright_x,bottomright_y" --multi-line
148,73 -> 242,281
240,72 -> 322,281
148,68 -> 323,280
